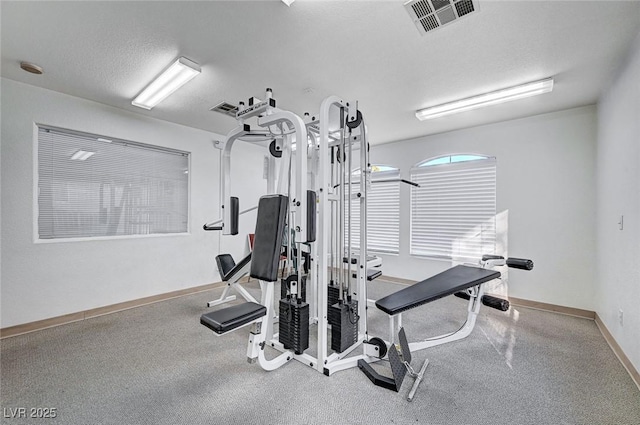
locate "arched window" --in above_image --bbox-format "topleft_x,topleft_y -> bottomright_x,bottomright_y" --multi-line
348,165 -> 400,254
410,154 -> 496,260
418,154 -> 488,167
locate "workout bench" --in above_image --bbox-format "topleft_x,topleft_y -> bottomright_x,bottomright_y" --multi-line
360,256 -> 533,400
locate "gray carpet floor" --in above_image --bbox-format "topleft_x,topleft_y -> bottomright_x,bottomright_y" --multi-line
1,278 -> 639,425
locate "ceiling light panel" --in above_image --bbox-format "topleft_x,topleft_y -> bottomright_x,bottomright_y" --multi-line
415,78 -> 554,120
132,57 -> 201,110
404,0 -> 479,35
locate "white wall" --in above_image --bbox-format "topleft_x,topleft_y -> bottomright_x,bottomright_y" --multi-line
595,33 -> 640,372
0,78 -> 265,328
370,105 -> 598,311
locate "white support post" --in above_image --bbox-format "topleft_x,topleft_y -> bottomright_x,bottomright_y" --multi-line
267,155 -> 276,195
356,123 -> 368,341
317,96 -> 346,373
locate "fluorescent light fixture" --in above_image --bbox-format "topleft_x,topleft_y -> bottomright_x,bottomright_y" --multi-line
70,150 -> 95,161
415,77 -> 554,121
282,0 -> 295,6
132,57 -> 201,110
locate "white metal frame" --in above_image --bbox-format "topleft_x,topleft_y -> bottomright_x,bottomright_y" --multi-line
206,91 -> 509,386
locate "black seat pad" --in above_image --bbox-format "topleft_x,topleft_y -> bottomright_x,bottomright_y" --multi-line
200,302 -> 267,334
375,265 -> 500,315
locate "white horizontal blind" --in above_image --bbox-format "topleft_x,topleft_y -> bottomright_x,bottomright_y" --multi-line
411,158 -> 496,260
368,180 -> 400,253
37,126 -> 189,240
347,170 -> 400,254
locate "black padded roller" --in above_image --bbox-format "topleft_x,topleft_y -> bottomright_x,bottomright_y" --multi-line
506,258 -> 534,270
454,291 -> 471,301
482,254 -> 505,261
481,295 -> 510,311
456,291 -> 510,312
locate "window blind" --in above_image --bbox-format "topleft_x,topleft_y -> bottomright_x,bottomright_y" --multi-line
37,126 -> 189,240
367,180 -> 400,253
347,171 -> 400,254
410,158 -> 496,260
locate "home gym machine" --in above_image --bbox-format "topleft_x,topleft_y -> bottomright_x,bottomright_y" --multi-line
201,90 -> 382,374
199,89 -> 533,401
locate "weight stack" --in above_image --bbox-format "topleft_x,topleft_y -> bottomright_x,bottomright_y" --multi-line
278,298 -> 309,355
328,282 -> 340,309
281,275 -> 307,303
328,299 -> 359,353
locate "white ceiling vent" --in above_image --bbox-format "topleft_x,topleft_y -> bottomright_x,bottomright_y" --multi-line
210,101 -> 239,118
404,0 -> 478,35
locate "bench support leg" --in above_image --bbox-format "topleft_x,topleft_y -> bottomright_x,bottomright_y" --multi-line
408,284 -> 485,352
207,284 -> 237,307
247,280 -> 294,371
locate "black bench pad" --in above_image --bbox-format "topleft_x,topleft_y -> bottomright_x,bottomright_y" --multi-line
201,302 -> 267,334
375,265 -> 501,315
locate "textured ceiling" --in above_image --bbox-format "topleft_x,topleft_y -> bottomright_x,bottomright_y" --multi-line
2,0 -> 639,145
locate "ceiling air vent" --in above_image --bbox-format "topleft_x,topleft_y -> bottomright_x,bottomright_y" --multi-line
404,0 -> 478,35
210,101 -> 239,118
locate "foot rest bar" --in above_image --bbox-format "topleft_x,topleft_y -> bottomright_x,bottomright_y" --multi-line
407,359 -> 429,402
201,302 -> 267,334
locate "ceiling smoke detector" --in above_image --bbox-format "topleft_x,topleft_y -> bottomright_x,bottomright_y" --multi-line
404,0 -> 479,35
210,101 -> 239,118
20,61 -> 44,74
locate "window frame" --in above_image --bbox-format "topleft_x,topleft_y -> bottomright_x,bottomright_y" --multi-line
33,124 -> 191,243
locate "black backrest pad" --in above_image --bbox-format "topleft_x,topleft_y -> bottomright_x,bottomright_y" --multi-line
375,265 -> 501,315
250,195 -> 288,282
215,254 -> 236,280
223,252 -> 252,282
229,197 -> 239,235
